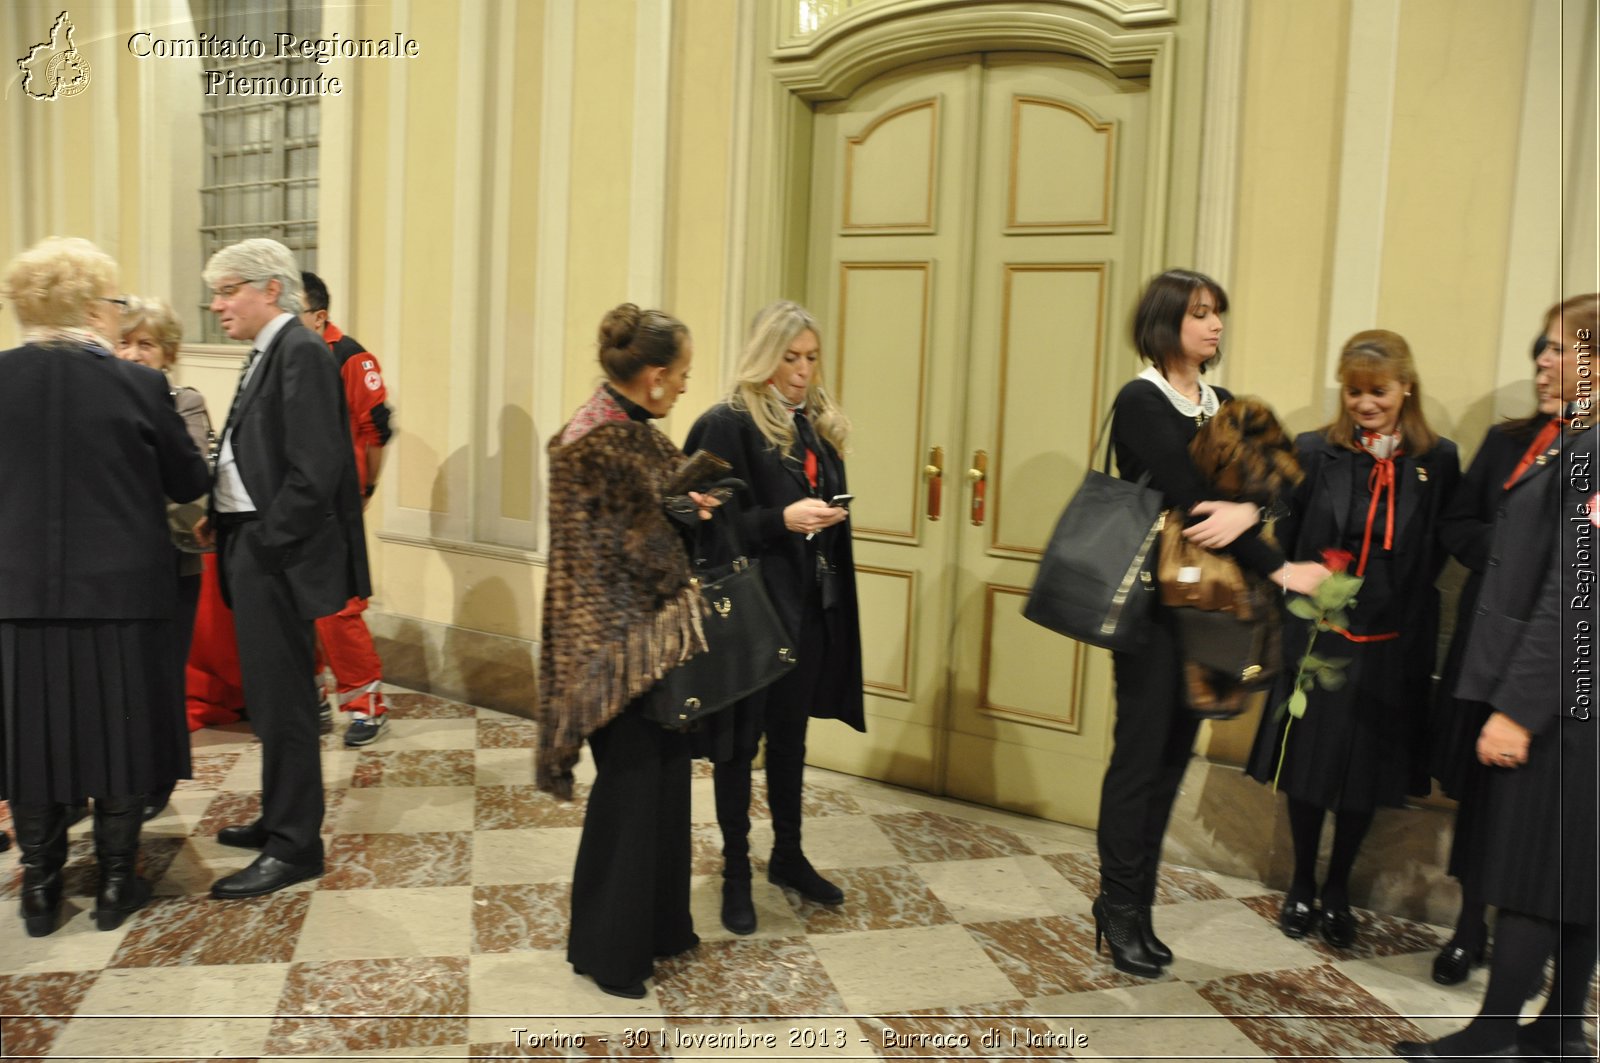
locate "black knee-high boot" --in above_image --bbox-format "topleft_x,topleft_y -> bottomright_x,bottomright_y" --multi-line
764,711 -> 842,905
12,802 -> 71,937
91,795 -> 152,931
712,758 -> 757,934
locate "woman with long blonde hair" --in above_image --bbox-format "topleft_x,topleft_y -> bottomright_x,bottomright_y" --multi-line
684,300 -> 865,936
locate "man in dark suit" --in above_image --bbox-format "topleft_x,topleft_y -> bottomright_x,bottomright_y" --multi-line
197,238 -> 371,899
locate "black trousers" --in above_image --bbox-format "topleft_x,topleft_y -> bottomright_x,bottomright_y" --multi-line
1099,615 -> 1200,905
713,586 -> 829,872
567,706 -> 695,985
219,520 -> 324,865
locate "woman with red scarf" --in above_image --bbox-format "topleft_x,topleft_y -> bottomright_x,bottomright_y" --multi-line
1247,330 -> 1459,948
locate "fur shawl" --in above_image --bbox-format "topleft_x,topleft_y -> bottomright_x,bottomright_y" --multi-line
1189,395 -> 1302,503
535,387 -> 706,798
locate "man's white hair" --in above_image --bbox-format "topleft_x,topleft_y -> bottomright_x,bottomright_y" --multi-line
202,238 -> 304,313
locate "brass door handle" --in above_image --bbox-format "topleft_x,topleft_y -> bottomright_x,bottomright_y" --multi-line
925,445 -> 944,522
968,449 -> 988,525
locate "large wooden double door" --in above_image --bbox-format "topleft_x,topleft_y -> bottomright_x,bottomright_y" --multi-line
802,53 -> 1151,826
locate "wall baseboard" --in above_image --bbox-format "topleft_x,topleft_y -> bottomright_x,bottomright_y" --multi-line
368,609 -> 536,720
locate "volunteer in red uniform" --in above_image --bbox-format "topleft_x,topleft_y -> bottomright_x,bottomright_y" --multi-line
299,272 -> 393,747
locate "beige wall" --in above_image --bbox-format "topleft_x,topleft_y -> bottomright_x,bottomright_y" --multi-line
2,0 -> 1596,742
1225,0 -> 1592,452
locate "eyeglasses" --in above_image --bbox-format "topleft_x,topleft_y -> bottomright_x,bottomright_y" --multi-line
210,281 -> 253,299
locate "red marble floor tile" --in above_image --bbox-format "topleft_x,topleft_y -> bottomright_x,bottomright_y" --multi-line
478,715 -> 540,749
320,831 -> 473,890
873,811 -> 1035,863
473,882 -> 571,953
176,751 -> 244,791
475,784 -> 588,831
1196,963 -> 1429,1058
384,691 -> 480,719
263,955 -> 469,1055
351,748 -> 477,788
655,936 -> 847,1019
966,914 -> 1166,997
786,865 -> 955,934
1041,850 -> 1231,905
192,789 -> 347,840
0,970 -> 100,1058
108,892 -> 312,967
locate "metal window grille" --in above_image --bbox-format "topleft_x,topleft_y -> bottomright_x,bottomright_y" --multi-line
197,0 -> 322,340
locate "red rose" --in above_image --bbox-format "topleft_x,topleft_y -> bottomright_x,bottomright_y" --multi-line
1321,548 -> 1355,574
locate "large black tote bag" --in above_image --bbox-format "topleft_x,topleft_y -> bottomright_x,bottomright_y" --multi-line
1023,404 -> 1165,652
643,508 -> 798,731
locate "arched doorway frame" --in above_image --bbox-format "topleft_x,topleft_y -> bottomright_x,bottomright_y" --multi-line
734,0 -> 1218,343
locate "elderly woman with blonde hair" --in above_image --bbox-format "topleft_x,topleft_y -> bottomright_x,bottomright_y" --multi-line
684,300 -> 865,937
0,238 -> 208,936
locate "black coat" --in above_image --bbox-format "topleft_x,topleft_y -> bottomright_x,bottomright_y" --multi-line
0,341 -> 208,619
1246,431 -> 1460,808
1430,421 -> 1544,796
684,402 -> 864,732
214,318 -> 370,619
1454,422 -> 1596,921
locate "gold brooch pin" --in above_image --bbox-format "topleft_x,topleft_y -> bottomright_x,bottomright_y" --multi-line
1417,467 -> 1428,482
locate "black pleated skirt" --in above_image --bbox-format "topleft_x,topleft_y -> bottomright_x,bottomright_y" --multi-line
1478,717 -> 1597,924
1246,635 -> 1428,811
0,619 -> 190,805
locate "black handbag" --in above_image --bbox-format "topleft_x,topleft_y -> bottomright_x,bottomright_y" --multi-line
643,511 -> 798,730
1023,403 -> 1165,652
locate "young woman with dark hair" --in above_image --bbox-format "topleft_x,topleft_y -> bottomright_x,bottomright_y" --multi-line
1095,270 -> 1328,977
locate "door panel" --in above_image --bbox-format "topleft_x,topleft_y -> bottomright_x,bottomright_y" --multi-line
804,54 -> 1149,827
806,58 -> 980,792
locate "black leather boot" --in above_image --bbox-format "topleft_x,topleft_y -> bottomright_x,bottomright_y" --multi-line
721,876 -> 757,935
91,795 -> 152,931
12,802 -> 71,937
1141,906 -> 1174,965
1092,896 -> 1162,978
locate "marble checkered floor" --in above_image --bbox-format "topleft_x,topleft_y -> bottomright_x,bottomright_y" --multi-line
0,687 -> 1568,1061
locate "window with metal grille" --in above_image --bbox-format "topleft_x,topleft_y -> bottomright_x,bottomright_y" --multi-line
197,0 -> 322,340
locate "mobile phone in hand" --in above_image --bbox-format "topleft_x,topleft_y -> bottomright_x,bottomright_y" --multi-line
830,493 -> 854,508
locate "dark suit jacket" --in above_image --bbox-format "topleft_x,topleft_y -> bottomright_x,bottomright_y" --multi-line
685,402 -> 865,731
0,341 -> 208,619
1456,423 -> 1597,732
215,317 -> 370,619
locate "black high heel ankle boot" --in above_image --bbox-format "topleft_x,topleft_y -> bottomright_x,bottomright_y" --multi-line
1092,896 -> 1162,978
1140,906 -> 1173,965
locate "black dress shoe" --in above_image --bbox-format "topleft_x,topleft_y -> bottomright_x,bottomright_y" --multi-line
1320,905 -> 1357,948
1278,898 -> 1316,939
210,854 -> 322,899
767,854 -> 844,905
216,822 -> 269,849
1431,942 -> 1484,985
721,878 -> 757,935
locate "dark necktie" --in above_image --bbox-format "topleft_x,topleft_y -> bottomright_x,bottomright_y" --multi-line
221,348 -> 260,437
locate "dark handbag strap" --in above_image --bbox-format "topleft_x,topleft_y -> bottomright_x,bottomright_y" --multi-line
690,479 -> 753,570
